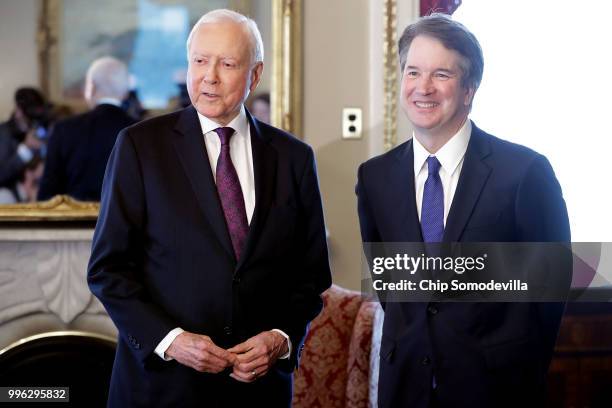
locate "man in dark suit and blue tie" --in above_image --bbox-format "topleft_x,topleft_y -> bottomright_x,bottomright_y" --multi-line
356,14 -> 570,408
88,9 -> 331,407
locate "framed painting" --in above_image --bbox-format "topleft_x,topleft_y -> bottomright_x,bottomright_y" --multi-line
0,0 -> 301,221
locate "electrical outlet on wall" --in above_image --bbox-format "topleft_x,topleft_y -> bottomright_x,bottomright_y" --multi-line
342,108 -> 362,139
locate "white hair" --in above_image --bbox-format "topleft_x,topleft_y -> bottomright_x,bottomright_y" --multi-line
85,56 -> 130,101
186,9 -> 264,65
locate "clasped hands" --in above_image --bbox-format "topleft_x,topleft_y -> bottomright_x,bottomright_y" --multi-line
165,330 -> 288,383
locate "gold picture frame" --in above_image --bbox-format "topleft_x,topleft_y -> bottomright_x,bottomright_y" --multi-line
0,195 -> 99,222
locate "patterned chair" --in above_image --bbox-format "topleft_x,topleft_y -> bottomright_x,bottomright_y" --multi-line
292,285 -> 379,407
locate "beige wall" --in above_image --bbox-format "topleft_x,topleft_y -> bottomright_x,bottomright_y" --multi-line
303,0 -> 372,291
303,1 -> 418,291
0,0 -> 40,119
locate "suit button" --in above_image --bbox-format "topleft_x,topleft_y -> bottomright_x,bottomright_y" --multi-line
224,326 -> 232,335
427,305 -> 438,315
422,356 -> 431,365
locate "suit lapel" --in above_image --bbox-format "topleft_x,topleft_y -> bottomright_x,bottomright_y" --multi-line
443,124 -> 492,242
236,111 -> 277,270
172,106 -> 234,260
391,140 -> 423,242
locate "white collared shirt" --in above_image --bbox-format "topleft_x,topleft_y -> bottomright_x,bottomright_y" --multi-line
413,119 -> 472,225
154,106 -> 291,361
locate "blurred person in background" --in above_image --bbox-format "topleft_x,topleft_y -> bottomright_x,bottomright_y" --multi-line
248,92 -> 270,124
38,56 -> 137,202
0,87 -> 49,203
0,157 -> 44,203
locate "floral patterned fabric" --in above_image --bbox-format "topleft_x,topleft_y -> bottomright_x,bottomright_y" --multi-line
292,285 -> 376,408
346,300 -> 377,407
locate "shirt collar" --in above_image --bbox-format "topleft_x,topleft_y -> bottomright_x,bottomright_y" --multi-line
96,98 -> 122,107
413,119 -> 472,177
197,105 -> 249,138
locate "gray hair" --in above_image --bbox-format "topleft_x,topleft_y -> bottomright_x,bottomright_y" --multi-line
186,9 -> 264,65
85,56 -> 130,100
398,13 -> 484,91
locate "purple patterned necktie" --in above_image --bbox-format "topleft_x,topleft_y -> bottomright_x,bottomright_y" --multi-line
214,127 -> 249,260
421,156 -> 444,242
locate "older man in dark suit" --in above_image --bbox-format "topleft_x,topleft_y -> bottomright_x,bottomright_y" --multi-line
356,14 -> 570,408
38,57 -> 136,201
87,9 -> 331,408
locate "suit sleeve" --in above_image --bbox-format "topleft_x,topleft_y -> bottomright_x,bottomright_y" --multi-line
277,147 -> 332,372
356,163 -> 382,243
515,154 -> 570,242
87,129 -> 176,365
355,163 -> 386,309
515,154 -> 571,363
37,125 -> 66,200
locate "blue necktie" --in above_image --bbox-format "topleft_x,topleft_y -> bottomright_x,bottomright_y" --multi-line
421,156 -> 444,242
421,156 -> 443,390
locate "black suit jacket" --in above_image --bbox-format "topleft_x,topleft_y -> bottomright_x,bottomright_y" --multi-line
38,103 -> 136,201
0,121 -> 28,192
356,123 -> 570,408
87,106 -> 331,407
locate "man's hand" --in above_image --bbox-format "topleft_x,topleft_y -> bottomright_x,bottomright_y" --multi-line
227,331 -> 289,383
165,331 -> 235,373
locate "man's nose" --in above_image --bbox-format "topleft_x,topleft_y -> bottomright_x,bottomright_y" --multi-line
203,63 -> 219,84
415,75 -> 434,94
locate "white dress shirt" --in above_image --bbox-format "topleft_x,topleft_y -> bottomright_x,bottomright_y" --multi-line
413,119 -> 472,224
154,106 -> 290,361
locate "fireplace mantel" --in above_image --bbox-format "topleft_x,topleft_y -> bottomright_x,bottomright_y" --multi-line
0,228 -> 116,349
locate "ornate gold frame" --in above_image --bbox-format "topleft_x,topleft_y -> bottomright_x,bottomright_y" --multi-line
1,0 -> 302,222
383,0 -> 399,151
271,0 -> 302,136
0,195 -> 99,222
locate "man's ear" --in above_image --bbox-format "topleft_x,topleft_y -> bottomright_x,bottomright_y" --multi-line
464,85 -> 476,107
249,62 -> 264,93
84,80 -> 97,106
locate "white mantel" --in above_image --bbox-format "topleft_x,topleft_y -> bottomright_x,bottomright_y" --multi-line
0,228 -> 116,349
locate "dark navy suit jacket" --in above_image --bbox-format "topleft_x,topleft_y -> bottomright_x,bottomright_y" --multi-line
38,103 -> 136,201
87,106 -> 331,407
356,123 -> 570,408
